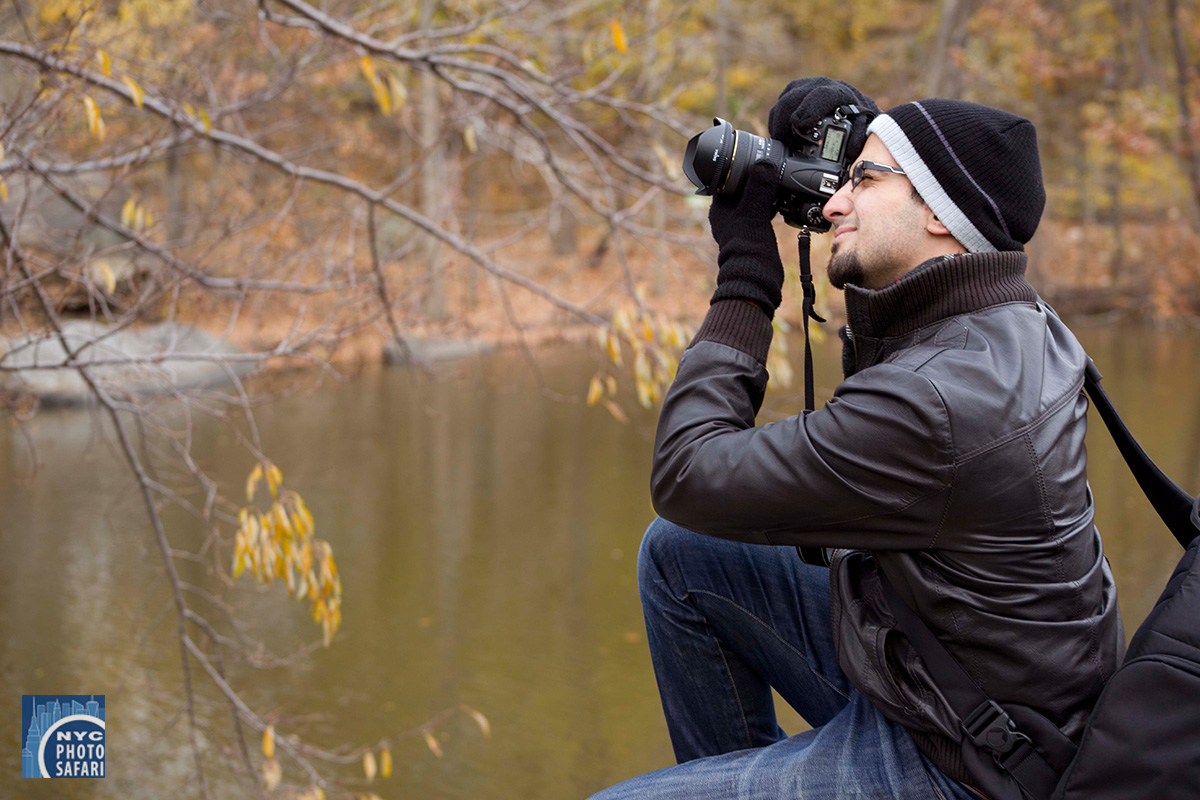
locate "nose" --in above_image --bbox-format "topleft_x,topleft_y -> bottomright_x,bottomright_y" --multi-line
823,182 -> 852,224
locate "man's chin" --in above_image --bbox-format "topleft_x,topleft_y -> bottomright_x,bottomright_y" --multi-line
828,253 -> 863,290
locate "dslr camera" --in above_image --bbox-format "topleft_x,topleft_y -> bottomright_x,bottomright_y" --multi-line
682,105 -> 867,232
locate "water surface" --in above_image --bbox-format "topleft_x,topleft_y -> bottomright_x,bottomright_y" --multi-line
2,321 -> 1196,798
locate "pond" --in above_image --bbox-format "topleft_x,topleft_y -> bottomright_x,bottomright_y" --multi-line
2,320 -> 1197,798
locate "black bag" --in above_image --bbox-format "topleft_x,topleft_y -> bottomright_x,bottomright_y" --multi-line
880,359 -> 1200,800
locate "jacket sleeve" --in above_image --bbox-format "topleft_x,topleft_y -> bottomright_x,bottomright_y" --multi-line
650,335 -> 956,550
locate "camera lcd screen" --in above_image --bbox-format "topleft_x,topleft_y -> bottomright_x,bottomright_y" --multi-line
821,128 -> 846,162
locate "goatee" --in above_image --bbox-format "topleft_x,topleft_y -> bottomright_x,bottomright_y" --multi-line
828,251 -> 864,290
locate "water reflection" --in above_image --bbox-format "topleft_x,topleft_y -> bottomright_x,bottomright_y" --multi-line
0,323 -> 1196,798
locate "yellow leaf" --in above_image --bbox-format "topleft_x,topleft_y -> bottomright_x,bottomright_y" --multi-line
610,19 -> 628,54
380,747 -> 393,778
96,49 -> 111,77
96,260 -> 115,293
612,306 -> 631,336
121,76 -> 143,108
607,332 -> 623,368
261,757 -> 281,791
266,463 -> 282,498
197,108 -> 212,133
134,204 -> 145,231
636,377 -> 652,408
363,750 -> 378,781
605,376 -> 617,397
121,197 -> 136,227
423,731 -> 443,758
586,374 -> 603,406
602,399 -> 629,424
386,72 -> 408,111
83,96 -> 102,138
247,463 -> 264,502
463,124 -> 477,154
0,179 -> 8,204
262,724 -> 275,758
371,78 -> 391,115
359,55 -> 378,85
465,707 -> 491,738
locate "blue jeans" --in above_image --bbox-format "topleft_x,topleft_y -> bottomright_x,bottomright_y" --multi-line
590,518 -> 978,799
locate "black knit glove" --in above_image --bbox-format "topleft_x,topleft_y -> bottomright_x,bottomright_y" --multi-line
708,156 -> 784,318
767,77 -> 879,165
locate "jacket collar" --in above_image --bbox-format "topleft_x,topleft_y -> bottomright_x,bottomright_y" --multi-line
843,251 -> 1037,341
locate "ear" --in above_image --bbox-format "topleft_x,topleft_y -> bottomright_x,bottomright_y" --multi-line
924,208 -> 954,237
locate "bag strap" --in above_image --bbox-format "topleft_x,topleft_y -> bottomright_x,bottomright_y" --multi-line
875,573 -> 1062,800
1083,359 -> 1199,548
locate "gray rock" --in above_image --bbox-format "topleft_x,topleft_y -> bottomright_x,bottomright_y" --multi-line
383,336 -> 494,366
0,320 -> 251,406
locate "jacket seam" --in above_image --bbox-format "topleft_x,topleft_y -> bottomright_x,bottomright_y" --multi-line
953,375 -> 1084,464
761,484 -> 951,540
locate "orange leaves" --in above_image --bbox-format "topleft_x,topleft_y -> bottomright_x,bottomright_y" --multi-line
121,76 -> 144,109
262,724 -> 276,758
463,705 -> 491,738
233,461 -> 343,647
360,55 -> 407,116
589,295 -> 692,420
609,19 -> 628,54
82,96 -> 105,139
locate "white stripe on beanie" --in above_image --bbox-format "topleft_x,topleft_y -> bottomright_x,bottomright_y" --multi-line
866,113 -> 997,254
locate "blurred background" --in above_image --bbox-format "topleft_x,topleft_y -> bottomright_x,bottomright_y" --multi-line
2,0 -> 1198,797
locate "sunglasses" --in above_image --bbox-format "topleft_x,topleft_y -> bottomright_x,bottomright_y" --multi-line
843,160 -> 908,191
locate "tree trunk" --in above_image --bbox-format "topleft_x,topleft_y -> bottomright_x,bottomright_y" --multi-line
716,0 -> 730,120
927,0 -> 975,98
421,0 -> 447,320
1167,0 -> 1200,230
166,133 -> 184,246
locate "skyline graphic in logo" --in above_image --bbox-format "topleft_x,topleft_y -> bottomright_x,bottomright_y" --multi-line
21,695 -> 105,778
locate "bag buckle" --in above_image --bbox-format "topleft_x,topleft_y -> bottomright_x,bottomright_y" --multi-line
962,700 -> 1029,756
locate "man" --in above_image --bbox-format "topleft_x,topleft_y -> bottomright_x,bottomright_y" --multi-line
591,79 -> 1123,799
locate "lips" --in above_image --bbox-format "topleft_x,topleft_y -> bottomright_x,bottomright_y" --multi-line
833,226 -> 856,246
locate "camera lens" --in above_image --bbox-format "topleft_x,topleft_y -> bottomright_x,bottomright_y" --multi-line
682,118 -> 737,196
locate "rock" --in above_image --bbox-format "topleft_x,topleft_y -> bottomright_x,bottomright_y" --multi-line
382,337 -> 494,366
0,320 -> 251,406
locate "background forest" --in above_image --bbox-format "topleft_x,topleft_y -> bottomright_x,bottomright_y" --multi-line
2,0 -> 1199,798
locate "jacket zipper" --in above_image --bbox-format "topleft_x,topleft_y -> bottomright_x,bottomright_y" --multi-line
845,324 -> 858,372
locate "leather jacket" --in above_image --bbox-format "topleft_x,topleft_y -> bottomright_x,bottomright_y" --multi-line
650,252 -> 1124,786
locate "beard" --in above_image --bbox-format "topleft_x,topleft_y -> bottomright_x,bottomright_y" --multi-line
827,250 -> 864,290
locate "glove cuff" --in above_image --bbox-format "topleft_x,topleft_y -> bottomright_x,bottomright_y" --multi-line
690,299 -> 774,365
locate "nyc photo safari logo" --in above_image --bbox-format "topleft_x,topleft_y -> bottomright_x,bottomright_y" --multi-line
21,695 -> 105,778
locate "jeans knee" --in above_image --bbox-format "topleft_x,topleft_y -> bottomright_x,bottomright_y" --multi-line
638,517 -> 693,603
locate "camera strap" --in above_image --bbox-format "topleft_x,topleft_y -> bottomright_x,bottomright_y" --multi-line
797,230 -> 826,412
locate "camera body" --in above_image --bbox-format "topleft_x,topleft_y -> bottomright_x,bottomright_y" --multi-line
682,106 -> 863,232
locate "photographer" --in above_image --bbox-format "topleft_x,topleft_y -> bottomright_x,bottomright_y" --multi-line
591,79 -> 1123,799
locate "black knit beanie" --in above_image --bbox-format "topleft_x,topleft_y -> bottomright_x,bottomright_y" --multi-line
866,99 -> 1045,253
